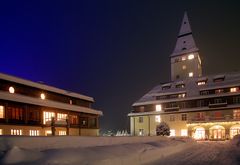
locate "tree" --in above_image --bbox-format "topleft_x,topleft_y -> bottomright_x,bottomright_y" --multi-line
156,122 -> 170,136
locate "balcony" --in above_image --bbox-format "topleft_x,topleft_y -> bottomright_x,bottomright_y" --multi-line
164,106 -> 179,112
188,115 -> 240,124
208,102 -> 227,108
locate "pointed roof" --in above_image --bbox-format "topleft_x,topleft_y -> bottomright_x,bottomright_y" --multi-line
171,12 -> 199,57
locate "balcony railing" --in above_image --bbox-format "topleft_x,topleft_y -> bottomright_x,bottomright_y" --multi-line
188,115 -> 240,123
208,102 -> 227,108
164,106 -> 180,112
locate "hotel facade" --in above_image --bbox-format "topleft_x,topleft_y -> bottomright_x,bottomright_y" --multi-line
128,12 -> 240,140
0,73 -> 102,136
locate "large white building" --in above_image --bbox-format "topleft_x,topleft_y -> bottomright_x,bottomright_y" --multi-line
128,12 -> 240,140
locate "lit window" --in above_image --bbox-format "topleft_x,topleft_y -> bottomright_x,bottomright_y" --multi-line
156,104 -> 162,112
215,89 -> 224,94
197,81 -> 206,85
0,129 -> 2,135
9,86 -> 15,94
57,113 -> 67,121
45,130 -> 52,136
178,93 -> 186,98
231,87 -> 238,93
138,116 -> 143,123
59,131 -> 67,136
189,72 -> 193,77
181,129 -> 188,136
139,129 -> 144,136
155,115 -> 161,123
69,100 -> 72,104
40,93 -> 46,100
0,106 -> 4,118
182,65 -> 186,70
30,130 -> 39,136
176,84 -> 185,88
43,111 -> 55,124
182,56 -> 186,61
170,129 -> 175,136
11,129 -> 22,136
188,54 -> 194,60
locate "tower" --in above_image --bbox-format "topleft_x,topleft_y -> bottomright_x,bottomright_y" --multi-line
170,12 -> 202,81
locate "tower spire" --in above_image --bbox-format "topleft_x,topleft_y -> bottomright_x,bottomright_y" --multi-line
171,11 -> 198,57
170,12 -> 202,81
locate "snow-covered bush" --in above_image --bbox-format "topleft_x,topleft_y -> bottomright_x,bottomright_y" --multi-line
156,122 -> 170,136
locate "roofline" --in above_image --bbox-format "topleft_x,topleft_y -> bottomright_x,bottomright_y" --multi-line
0,72 -> 94,102
0,91 -> 102,115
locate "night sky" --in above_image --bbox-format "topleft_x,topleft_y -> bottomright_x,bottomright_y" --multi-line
1,0 -> 240,132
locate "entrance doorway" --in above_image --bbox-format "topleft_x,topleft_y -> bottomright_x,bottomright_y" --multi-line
209,125 -> 225,140
193,126 -> 205,140
230,125 -> 240,139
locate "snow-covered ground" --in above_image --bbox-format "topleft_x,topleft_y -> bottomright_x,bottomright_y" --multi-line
0,135 -> 240,165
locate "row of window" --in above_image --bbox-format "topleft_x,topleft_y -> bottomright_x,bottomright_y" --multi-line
162,76 -> 227,91
138,128 -> 188,136
0,106 -> 96,127
200,87 -> 239,95
138,114 -> 187,123
0,129 -> 67,136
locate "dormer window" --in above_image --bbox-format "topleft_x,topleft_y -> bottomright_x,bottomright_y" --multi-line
176,84 -> 185,88
213,75 -> 225,82
197,77 -> 207,86
162,84 -> 171,90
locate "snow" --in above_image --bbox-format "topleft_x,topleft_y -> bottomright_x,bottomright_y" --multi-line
1,135 -> 240,165
0,136 -> 195,165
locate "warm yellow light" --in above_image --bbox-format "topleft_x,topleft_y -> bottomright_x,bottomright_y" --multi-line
197,81 -> 206,85
188,54 -> 194,60
189,72 -> 193,77
155,115 -> 161,122
182,65 -> 186,70
182,56 -> 186,61
156,104 -> 162,112
230,87 -> 238,92
9,86 -> 15,94
40,93 -> 46,100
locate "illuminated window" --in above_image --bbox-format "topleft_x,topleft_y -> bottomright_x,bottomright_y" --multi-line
197,81 -> 206,85
43,111 -> 55,124
188,54 -> 194,60
233,110 -> 240,119
181,129 -> 188,136
0,129 -> 2,135
40,93 -> 46,100
69,100 -> 73,104
170,129 -> 175,136
182,56 -> 186,61
70,115 -> 78,125
231,87 -> 238,93
178,93 -> 186,98
139,129 -> 144,136
59,131 -> 67,136
30,130 -> 39,136
45,130 -> 52,136
176,84 -> 185,88
0,106 -> 4,118
215,89 -> 224,94
182,65 -> 186,70
9,86 -> 15,94
156,104 -> 162,112
155,115 -> 161,122
138,116 -> 143,123
11,129 -> 22,136
57,113 -> 67,121
189,72 -> 193,77
181,114 -> 187,121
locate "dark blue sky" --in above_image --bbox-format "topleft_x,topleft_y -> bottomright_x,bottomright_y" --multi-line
1,0 -> 240,132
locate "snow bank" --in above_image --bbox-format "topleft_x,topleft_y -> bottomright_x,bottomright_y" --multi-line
0,136 -> 195,165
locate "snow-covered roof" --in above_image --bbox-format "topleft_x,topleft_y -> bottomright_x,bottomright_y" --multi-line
0,91 -> 102,115
0,72 -> 94,102
133,72 -> 240,106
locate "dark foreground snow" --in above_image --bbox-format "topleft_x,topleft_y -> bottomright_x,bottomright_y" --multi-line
0,135 -> 240,165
